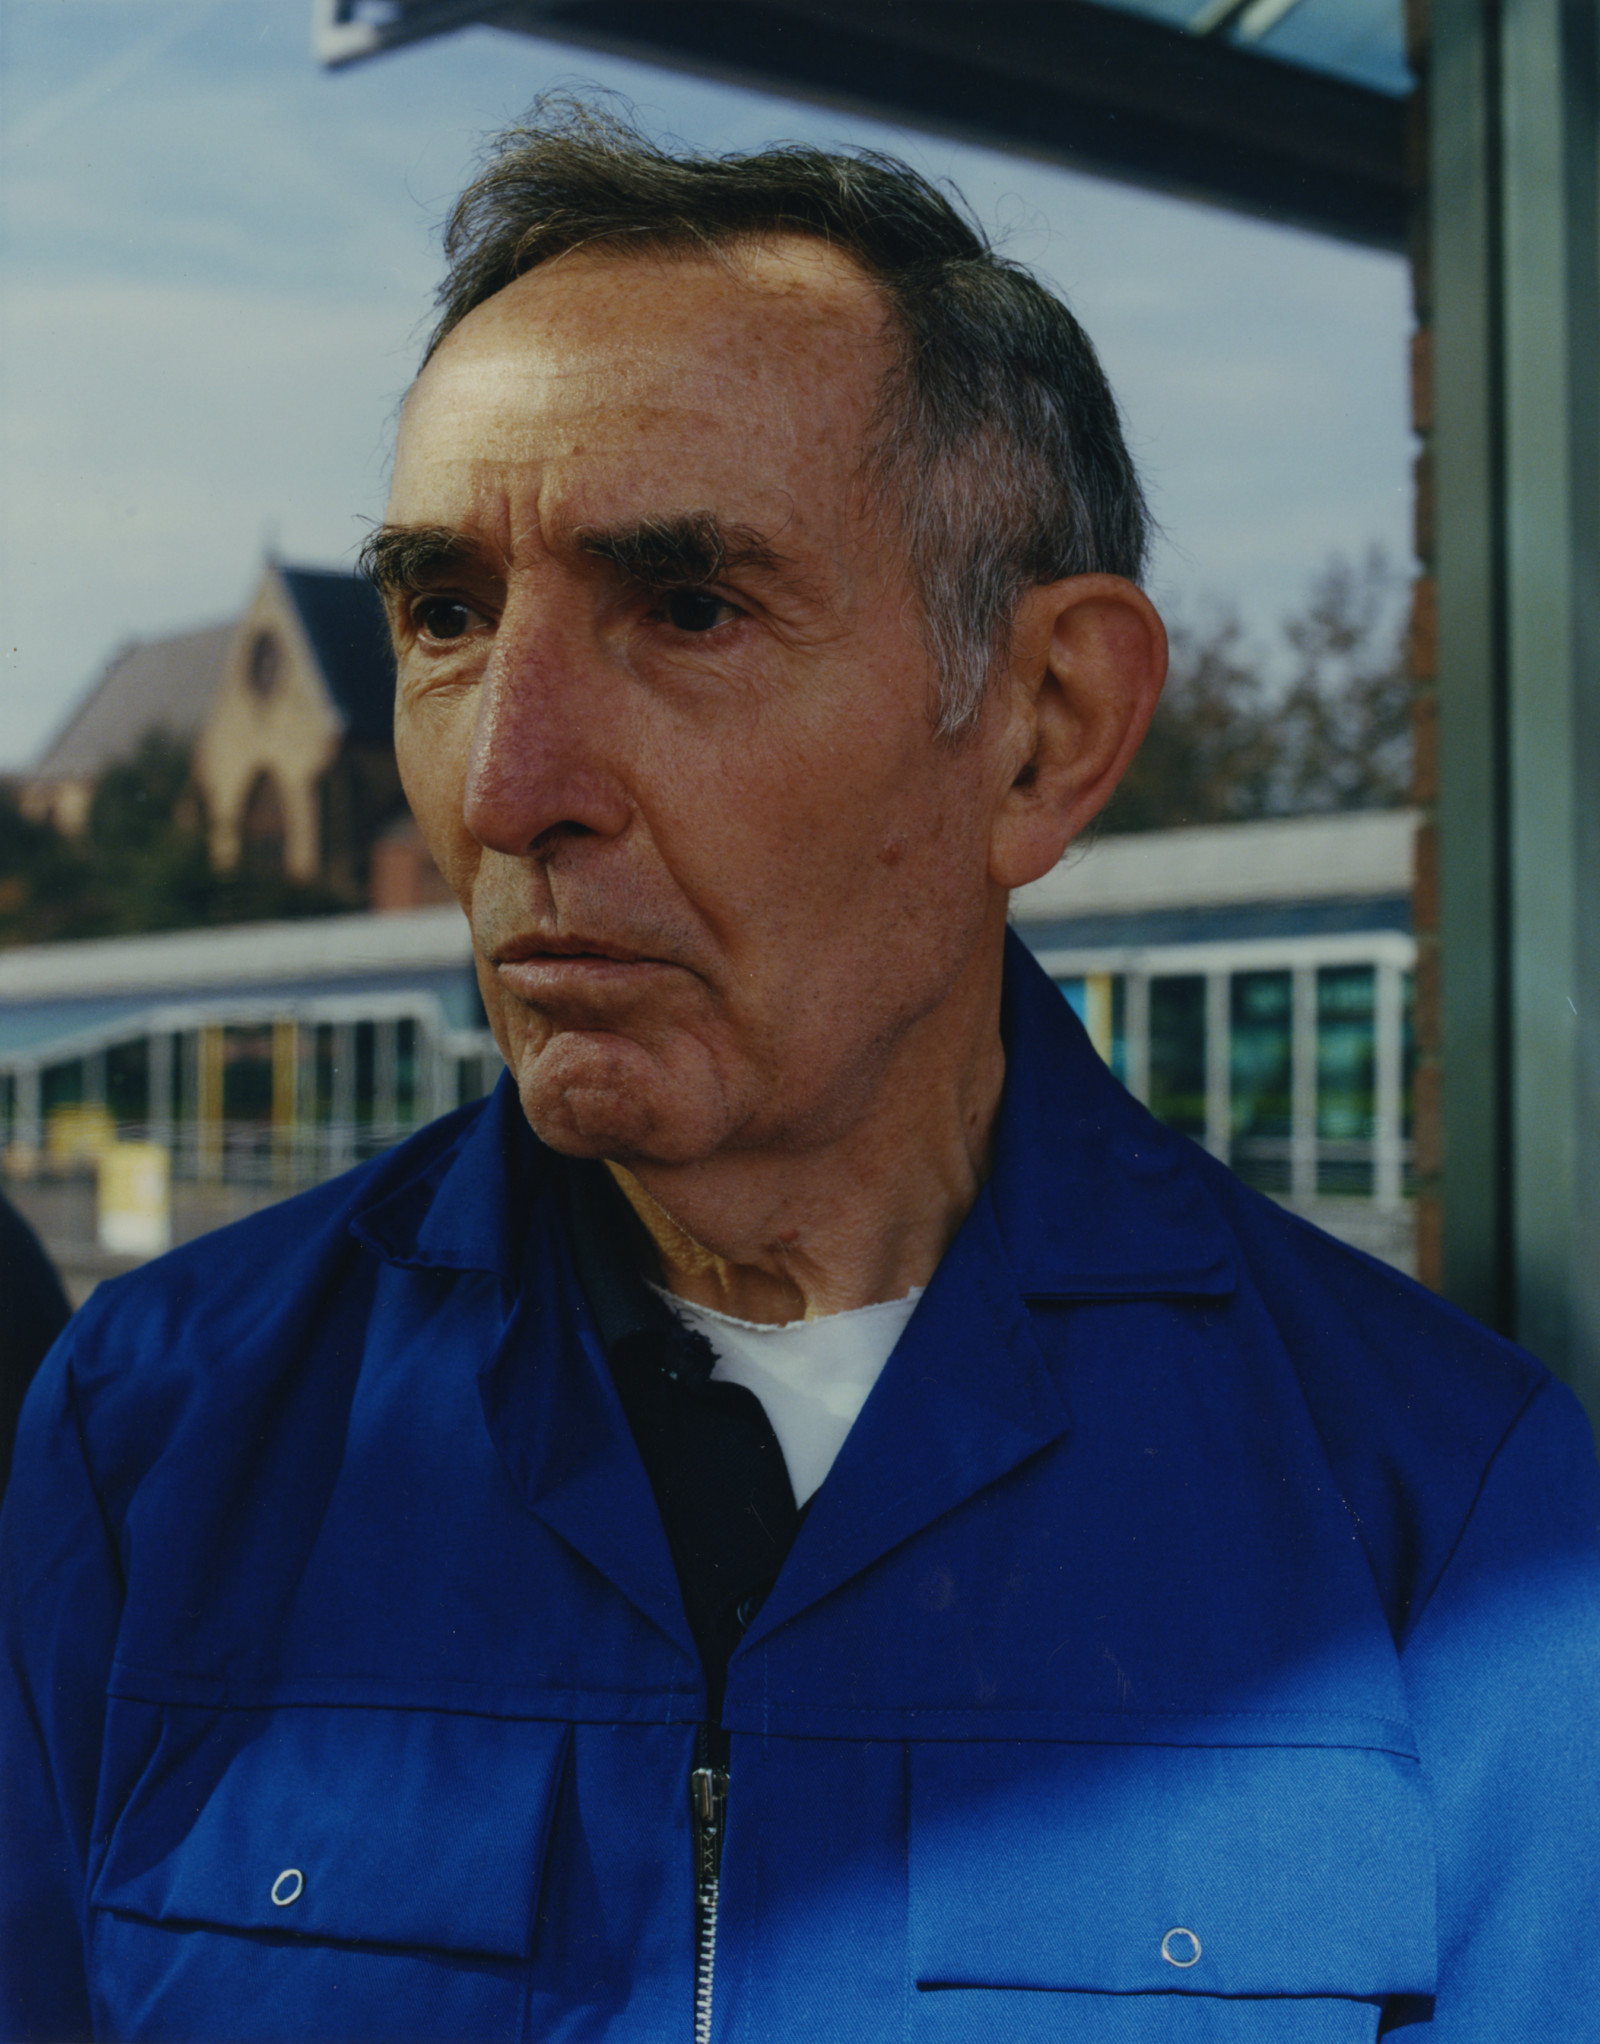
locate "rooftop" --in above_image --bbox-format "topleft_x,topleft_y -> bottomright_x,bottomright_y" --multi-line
280,567 -> 394,742
1012,809 -> 1416,922
31,622 -> 234,783
28,564 -> 395,784
0,906 -> 471,1005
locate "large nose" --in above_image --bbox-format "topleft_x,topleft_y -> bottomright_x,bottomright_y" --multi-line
461,593 -> 633,857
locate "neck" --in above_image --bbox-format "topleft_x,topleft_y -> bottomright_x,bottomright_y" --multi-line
606,938 -> 1008,1325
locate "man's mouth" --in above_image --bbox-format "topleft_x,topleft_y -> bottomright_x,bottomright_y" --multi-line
488,932 -> 679,1001
492,933 -> 656,967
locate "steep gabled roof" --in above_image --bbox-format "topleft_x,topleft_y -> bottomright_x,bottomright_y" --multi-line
280,567 -> 394,741
31,622 -> 233,780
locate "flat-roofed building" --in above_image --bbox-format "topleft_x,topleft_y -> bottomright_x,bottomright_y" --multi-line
1013,809 -> 1416,1269
0,809 -> 1416,1276
0,909 -> 500,1193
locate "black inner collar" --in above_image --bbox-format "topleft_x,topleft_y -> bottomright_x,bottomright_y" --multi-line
558,1157 -> 805,1723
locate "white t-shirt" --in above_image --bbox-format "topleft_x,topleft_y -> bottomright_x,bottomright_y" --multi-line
653,1287 -> 924,1505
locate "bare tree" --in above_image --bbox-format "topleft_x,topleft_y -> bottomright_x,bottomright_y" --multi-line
1271,545 -> 1412,814
1099,545 -> 1411,834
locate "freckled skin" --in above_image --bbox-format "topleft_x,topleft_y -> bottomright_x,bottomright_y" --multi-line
384,239 -> 1165,1318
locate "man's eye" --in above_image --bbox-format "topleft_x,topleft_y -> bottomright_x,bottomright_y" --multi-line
411,597 -> 484,642
663,588 -> 735,634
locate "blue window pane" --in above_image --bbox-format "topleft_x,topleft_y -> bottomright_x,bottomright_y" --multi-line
1150,976 -> 1206,1138
1230,971 -> 1292,1193
1317,965 -> 1375,1194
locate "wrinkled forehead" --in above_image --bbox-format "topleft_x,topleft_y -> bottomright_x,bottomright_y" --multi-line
391,241 -> 895,527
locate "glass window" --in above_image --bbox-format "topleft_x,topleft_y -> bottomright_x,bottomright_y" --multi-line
356,1021 -> 376,1123
1053,973 -> 1126,1079
314,1023 -> 337,1124
456,1055 -> 494,1107
1230,972 -> 1292,1192
41,1061 -> 84,1114
1317,964 -> 1375,1194
1149,975 -> 1206,1138
106,1037 -> 149,1126
158,1033 -> 186,1127
396,1017 -> 418,1123
222,1025 -> 274,1123
1106,975 -> 1127,1085
1402,969 -> 1417,1191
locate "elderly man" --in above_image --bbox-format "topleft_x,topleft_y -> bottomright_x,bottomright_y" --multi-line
4,106 -> 1597,2041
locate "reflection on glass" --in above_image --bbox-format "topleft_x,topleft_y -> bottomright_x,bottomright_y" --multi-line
355,1020 -> 376,1125
1230,971 -> 1292,1192
222,1025 -> 274,1123
397,1017 -> 418,1122
106,1038 -> 150,1124
1053,973 -> 1125,1080
1150,975 -> 1206,1137
1402,968 -> 1416,1159
1106,975 -> 1127,1085
1318,965 -> 1375,1194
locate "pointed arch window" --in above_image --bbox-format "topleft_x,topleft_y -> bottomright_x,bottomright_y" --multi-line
240,769 -> 287,877
247,630 -> 282,699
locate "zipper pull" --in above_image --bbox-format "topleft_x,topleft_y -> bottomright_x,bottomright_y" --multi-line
691,1761 -> 729,1887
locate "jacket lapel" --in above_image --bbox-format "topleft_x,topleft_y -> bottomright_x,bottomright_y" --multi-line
989,931 -> 1239,1300
349,943 -> 1242,1673
351,1073 -> 534,1289
477,1193 -> 699,1663
741,935 -> 1239,1646
745,1187 -> 1069,1647
353,1077 -> 697,1666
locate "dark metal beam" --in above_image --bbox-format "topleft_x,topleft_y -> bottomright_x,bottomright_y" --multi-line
1432,0 -> 1600,1421
315,0 -> 1408,251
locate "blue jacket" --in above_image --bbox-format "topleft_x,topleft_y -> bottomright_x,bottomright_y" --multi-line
4,938 -> 1598,2041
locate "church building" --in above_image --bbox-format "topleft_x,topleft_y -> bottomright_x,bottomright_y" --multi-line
22,560 -> 448,912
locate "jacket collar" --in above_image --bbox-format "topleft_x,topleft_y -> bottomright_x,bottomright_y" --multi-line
990,929 -> 1237,1301
745,1183 -> 1068,1649
350,1070 -> 543,1287
749,937 -> 1236,1645
349,929 -> 1240,1659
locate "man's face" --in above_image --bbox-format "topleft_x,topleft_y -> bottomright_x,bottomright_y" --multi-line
383,239 -> 1013,1168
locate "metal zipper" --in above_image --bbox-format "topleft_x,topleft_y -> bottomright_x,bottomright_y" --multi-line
691,1725 -> 730,2044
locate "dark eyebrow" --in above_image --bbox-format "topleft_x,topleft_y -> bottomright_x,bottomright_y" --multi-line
357,524 -> 481,595
360,511 -> 807,602
573,511 -> 787,589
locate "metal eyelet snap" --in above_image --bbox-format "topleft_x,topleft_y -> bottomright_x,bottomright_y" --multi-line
270,1867 -> 304,1907
1161,1926 -> 1201,1968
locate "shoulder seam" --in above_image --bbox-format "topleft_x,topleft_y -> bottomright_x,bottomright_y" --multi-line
1399,1372 -> 1550,1647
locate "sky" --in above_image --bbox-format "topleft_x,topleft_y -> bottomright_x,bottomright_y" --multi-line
0,0 -> 1414,773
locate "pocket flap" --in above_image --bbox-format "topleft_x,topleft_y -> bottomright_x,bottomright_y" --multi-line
93,1706 -> 569,1960
910,1741 -> 1435,1999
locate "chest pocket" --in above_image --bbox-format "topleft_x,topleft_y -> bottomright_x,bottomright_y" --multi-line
908,1740 -> 1435,2041
89,1704 -> 569,2042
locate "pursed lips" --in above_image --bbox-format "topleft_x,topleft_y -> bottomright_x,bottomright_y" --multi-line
489,933 -> 682,1001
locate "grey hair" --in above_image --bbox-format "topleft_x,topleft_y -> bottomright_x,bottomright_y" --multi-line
423,96 -> 1150,738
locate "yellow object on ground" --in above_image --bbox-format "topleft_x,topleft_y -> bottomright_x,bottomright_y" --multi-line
46,1105 -> 117,1166
97,1141 -> 172,1257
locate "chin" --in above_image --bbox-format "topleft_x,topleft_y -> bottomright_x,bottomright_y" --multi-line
512,1031 -> 732,1167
